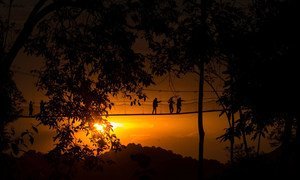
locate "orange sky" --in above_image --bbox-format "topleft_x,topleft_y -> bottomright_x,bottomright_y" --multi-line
10,50 -> 275,163
10,49 -> 236,162
6,0 -> 271,163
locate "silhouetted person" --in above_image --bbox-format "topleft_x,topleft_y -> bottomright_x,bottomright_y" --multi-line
29,101 -> 33,116
176,97 -> 183,113
152,98 -> 161,114
40,100 -> 45,114
168,97 -> 175,113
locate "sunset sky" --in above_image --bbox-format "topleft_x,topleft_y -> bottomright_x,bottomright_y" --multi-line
4,0 -> 273,164
2,1 -> 298,179
10,49 -> 273,163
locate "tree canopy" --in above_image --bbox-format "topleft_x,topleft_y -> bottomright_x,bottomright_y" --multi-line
0,0 -> 176,159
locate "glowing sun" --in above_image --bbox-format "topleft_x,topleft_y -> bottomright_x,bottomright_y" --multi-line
93,122 -> 123,133
93,123 -> 106,133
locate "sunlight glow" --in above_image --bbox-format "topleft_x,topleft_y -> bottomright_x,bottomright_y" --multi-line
93,123 -> 106,133
93,122 -> 123,133
110,122 -> 123,129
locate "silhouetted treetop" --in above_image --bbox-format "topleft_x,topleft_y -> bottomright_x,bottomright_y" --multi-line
0,0 -> 181,159
218,0 -> 299,115
21,0 -> 165,157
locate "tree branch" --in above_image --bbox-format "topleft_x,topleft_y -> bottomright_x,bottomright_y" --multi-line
3,0 -> 14,50
5,0 -> 47,70
204,77 -> 232,128
5,0 -> 103,70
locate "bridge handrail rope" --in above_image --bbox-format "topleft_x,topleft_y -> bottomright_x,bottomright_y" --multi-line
19,109 -> 224,118
14,68 -> 223,118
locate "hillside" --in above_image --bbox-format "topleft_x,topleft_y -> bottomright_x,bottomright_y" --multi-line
1,143 -> 224,180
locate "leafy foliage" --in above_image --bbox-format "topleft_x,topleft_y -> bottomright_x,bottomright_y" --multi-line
0,60 -> 25,153
23,0 -> 156,158
145,0 -> 218,76
216,0 -> 299,160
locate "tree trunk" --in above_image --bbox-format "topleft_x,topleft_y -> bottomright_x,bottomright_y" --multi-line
296,114 -> 300,175
278,115 -> 293,177
230,112 -> 235,163
256,131 -> 261,157
281,115 -> 293,161
4,0 -> 93,70
239,109 -> 249,158
198,0 -> 208,178
4,0 -> 47,70
296,115 -> 300,149
198,61 -> 205,180
282,115 -> 293,151
242,130 -> 249,157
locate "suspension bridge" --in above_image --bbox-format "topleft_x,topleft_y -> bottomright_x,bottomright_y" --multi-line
19,98 -> 223,118
13,67 -> 224,118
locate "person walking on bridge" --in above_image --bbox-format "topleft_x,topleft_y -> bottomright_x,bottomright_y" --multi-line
176,97 -> 184,113
152,98 -> 161,114
168,97 -> 175,113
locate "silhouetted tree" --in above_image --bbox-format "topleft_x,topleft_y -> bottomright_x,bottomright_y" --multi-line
216,0 -> 299,174
209,0 -> 258,162
0,0 -> 26,153
0,0 -> 159,164
24,0 -> 160,159
143,0 -> 219,178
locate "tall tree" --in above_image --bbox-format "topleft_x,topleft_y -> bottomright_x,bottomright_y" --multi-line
144,0 -> 216,178
211,0 -> 259,162
28,0 -> 156,156
217,0 -> 299,165
0,0 -> 25,152
0,0 -> 182,163
0,0 -> 164,158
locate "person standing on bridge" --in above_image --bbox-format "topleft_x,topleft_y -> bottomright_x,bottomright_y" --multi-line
176,97 -> 184,113
29,101 -> 34,116
168,97 -> 175,113
152,98 -> 161,114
